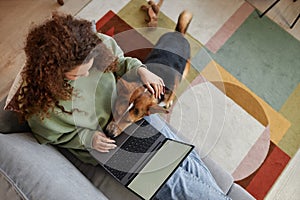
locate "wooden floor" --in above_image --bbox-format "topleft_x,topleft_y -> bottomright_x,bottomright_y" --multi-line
246,0 -> 300,36
0,0 -> 90,101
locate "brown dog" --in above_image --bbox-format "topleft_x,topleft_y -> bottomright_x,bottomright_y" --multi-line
105,10 -> 193,138
105,78 -> 169,138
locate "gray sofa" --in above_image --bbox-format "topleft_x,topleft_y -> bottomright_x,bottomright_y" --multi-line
0,97 -> 255,200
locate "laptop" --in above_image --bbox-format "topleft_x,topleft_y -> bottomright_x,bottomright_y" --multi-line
89,118 -> 194,200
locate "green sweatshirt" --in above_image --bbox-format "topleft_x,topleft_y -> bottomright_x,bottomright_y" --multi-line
28,33 -> 144,165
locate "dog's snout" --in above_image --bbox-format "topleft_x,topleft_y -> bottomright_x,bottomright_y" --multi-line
105,123 -> 118,138
105,129 -> 116,138
106,121 -> 128,138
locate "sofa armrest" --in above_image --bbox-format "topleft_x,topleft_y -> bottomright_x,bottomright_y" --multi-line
0,169 -> 26,200
58,148 -> 142,200
201,156 -> 234,194
227,183 -> 255,200
0,133 -> 108,200
0,98 -> 31,134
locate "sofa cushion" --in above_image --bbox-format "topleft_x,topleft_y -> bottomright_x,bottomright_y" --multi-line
0,133 -> 108,200
0,97 -> 31,133
59,148 -> 141,200
0,169 -> 26,200
227,183 -> 255,200
202,156 -> 234,194
3,65 -> 24,112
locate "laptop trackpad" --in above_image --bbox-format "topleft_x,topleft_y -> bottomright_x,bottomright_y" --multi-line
127,139 -> 193,200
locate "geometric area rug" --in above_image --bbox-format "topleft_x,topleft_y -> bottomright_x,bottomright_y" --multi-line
94,8 -> 297,200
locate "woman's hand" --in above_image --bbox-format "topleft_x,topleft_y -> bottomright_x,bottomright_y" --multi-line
92,131 -> 117,152
138,67 -> 165,98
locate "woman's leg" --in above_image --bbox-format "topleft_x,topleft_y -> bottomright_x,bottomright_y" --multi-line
145,114 -> 231,200
156,165 -> 231,200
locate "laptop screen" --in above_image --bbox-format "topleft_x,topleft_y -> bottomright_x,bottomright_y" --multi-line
127,139 -> 193,200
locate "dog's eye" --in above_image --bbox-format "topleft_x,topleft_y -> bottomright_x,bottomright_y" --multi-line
133,108 -> 139,116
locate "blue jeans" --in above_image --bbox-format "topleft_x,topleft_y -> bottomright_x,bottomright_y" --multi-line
145,115 -> 232,200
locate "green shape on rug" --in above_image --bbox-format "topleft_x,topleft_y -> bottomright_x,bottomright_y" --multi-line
208,11 -> 300,111
279,83 -> 300,157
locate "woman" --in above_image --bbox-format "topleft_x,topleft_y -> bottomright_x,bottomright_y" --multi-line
17,12 -> 164,161
15,12 -> 231,200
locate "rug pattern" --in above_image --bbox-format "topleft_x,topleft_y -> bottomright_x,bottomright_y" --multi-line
95,1 -> 299,198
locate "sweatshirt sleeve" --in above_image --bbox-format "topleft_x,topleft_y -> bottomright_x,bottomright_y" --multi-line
28,113 -> 96,150
96,33 -> 146,80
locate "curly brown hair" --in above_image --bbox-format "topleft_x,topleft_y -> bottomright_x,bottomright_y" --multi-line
17,13 -> 117,120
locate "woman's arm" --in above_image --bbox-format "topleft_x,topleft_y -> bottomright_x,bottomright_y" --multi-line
97,33 -> 164,97
28,114 -> 116,153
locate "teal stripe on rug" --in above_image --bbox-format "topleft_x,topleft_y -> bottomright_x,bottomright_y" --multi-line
207,11 -> 300,111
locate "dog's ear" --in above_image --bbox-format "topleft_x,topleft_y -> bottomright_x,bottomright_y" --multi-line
117,78 -> 141,95
117,78 -> 130,94
147,104 -> 169,115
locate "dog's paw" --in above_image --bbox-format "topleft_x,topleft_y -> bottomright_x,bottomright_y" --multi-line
165,100 -> 173,109
159,100 -> 173,109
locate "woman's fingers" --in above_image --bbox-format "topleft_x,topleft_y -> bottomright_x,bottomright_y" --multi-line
153,82 -> 165,99
138,67 -> 165,98
145,82 -> 155,95
92,131 -> 117,152
146,81 -> 165,98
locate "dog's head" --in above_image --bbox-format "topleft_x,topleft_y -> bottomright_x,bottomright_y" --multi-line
105,78 -> 168,138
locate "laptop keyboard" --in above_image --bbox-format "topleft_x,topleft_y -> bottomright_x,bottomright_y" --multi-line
121,121 -> 161,153
104,120 -> 162,181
